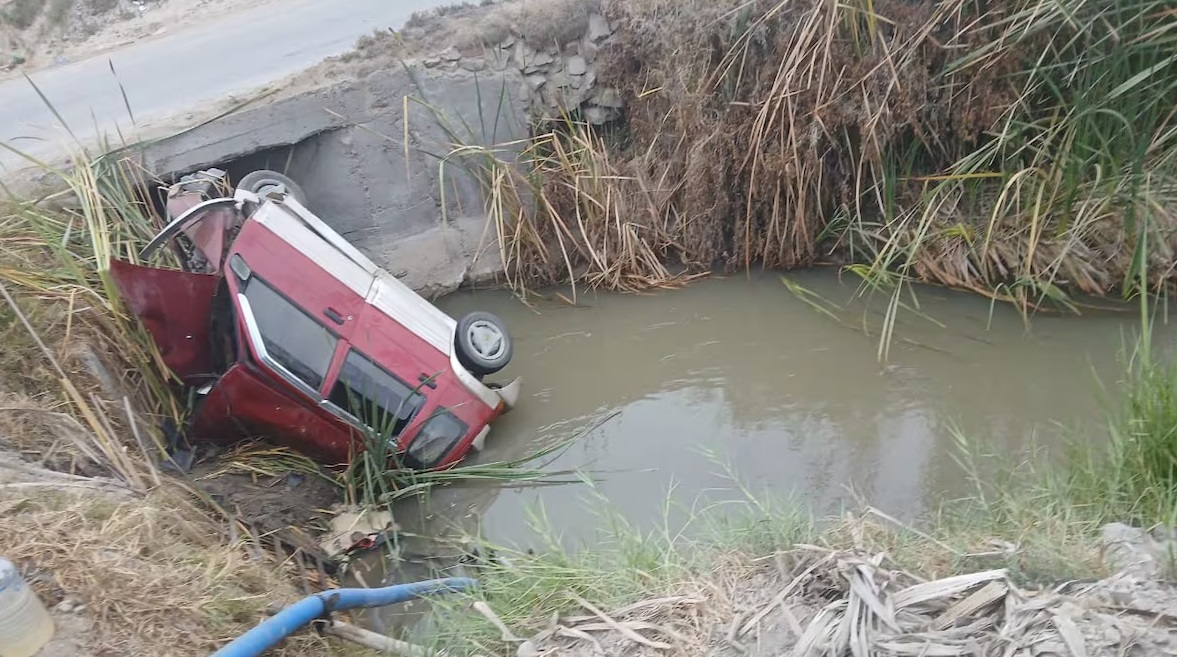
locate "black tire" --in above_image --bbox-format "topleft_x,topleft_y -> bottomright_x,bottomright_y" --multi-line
236,170 -> 308,206
455,312 -> 513,377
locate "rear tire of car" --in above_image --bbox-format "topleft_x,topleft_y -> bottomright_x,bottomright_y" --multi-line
236,170 -> 308,206
455,312 -> 513,377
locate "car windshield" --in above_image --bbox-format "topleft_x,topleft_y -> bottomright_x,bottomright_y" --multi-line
329,349 -> 426,437
242,277 -> 337,391
405,409 -> 468,469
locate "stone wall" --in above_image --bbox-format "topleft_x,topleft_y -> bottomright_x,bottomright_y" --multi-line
418,11 -> 623,126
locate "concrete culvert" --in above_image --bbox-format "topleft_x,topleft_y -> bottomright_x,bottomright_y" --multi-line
236,169 -> 308,206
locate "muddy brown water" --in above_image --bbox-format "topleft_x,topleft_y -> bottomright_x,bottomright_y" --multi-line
353,269 -> 1164,631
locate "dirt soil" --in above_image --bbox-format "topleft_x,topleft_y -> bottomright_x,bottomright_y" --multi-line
190,462 -> 342,559
37,612 -> 97,657
0,449 -> 332,656
0,0 -> 282,78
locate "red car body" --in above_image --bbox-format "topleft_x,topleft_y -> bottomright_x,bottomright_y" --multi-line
111,176 -> 519,470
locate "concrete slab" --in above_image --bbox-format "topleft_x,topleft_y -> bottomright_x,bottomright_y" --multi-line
130,65 -> 525,294
360,214 -> 505,299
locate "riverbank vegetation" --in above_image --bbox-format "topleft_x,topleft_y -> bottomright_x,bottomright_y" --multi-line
479,0 -> 1177,322
1,0 -> 1176,653
427,329 -> 1177,655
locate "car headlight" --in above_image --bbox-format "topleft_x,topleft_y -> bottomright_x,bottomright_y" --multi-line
406,410 -> 468,468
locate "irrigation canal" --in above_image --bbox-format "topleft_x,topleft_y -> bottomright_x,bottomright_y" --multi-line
348,269 -> 1163,632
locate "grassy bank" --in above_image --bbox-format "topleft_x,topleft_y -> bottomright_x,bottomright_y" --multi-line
0,150 -> 359,655
473,0 -> 1177,321
0,472 -> 345,656
423,332 -> 1177,655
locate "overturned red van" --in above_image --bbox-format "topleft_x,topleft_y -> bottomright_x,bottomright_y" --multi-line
111,169 -> 519,470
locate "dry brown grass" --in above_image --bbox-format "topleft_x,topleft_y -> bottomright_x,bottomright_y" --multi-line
0,154 -> 352,655
464,125 -> 708,297
457,0 -> 993,293
444,0 -> 1177,316
591,0 -> 1032,279
0,285 -> 147,478
0,152 -> 188,484
0,478 -> 351,656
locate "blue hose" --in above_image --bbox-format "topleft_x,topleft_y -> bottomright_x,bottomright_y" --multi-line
209,578 -> 476,657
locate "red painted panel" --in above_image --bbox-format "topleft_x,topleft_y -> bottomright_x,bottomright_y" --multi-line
191,362 -> 360,465
350,302 -> 450,387
187,368 -> 251,448
108,259 -> 219,384
190,348 -> 497,469
229,220 -> 367,344
212,213 -> 501,469
337,307 -> 499,467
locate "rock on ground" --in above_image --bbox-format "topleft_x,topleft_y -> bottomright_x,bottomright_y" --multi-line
37,612 -> 97,657
1102,522 -> 1177,580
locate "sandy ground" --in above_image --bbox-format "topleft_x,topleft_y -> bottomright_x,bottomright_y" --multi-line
0,0 -> 285,79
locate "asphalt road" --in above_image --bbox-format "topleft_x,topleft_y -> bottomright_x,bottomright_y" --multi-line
0,0 -> 450,173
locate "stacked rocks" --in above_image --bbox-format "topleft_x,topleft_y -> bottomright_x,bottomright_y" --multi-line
423,12 -> 624,125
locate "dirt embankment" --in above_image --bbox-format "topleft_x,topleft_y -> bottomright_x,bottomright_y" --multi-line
325,0 -> 1177,311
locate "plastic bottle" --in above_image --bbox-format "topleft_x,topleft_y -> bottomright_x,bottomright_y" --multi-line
0,558 -> 54,657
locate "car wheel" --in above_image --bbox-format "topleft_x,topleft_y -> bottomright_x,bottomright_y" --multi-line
236,170 -> 308,206
455,312 -> 513,377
